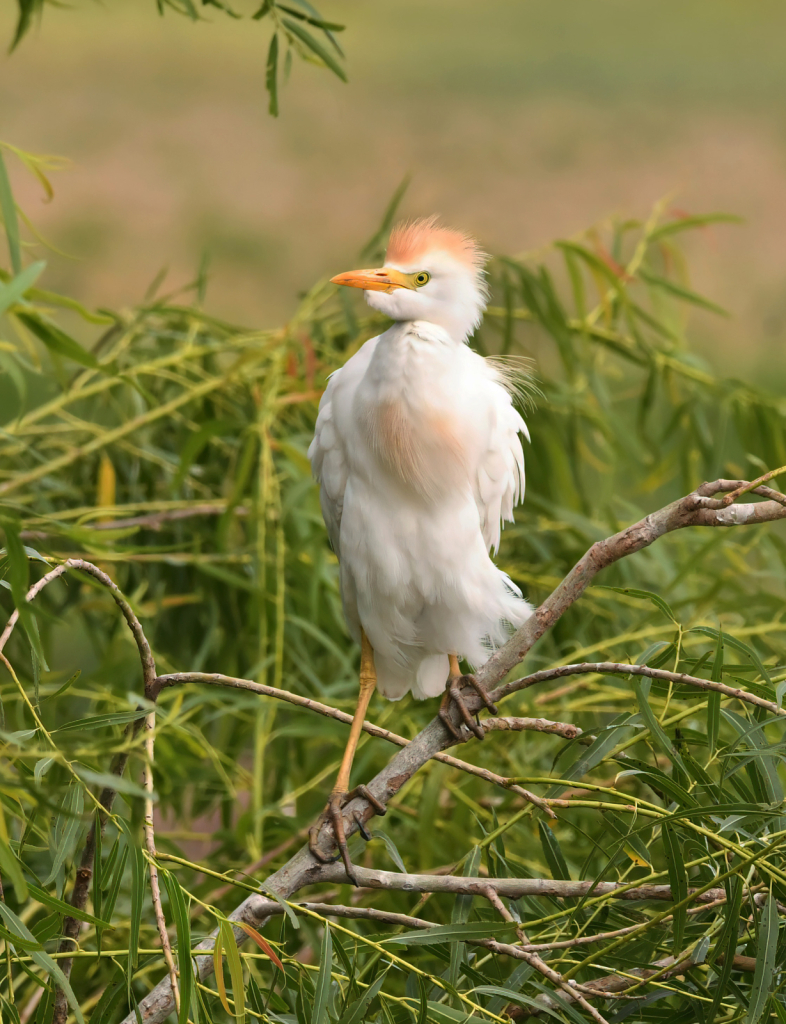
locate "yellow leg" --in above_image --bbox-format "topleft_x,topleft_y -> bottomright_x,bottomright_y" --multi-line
309,629 -> 386,882
333,629 -> 377,795
448,653 -> 461,679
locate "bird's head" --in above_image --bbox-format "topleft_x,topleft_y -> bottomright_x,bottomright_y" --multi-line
331,217 -> 488,343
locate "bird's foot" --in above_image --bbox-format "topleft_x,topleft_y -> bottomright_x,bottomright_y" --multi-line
307,784 -> 387,884
439,673 -> 499,743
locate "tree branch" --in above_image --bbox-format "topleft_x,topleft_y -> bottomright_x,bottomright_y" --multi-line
312,864 -> 729,904
497,662 -> 786,717
19,502 -> 248,541
112,477 -> 786,1024
153,672 -> 572,815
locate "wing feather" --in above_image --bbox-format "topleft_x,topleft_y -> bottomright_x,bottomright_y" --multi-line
475,370 -> 528,554
308,370 -> 347,555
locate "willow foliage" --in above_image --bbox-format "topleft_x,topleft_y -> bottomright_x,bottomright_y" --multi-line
2,144 -> 786,1023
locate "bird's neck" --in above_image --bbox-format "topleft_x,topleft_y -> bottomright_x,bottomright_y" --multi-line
397,320 -> 459,346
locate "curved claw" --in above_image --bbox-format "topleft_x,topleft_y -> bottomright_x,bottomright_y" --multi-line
308,824 -> 340,864
462,673 -> 499,716
439,672 -> 499,743
307,785 -> 388,883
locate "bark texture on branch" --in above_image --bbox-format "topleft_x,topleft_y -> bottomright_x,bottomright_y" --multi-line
312,865 -> 729,903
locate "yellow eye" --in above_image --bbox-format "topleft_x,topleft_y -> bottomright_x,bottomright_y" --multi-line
414,271 -> 431,287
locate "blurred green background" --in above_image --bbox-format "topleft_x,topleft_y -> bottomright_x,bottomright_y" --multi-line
3,0 -> 786,378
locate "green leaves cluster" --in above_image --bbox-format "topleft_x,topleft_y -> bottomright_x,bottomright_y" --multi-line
9,0 -> 347,116
3,149 -> 786,1020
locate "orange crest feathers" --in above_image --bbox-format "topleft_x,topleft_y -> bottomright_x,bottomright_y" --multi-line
386,216 -> 487,273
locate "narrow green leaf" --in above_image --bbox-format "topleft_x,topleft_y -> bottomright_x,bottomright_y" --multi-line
708,630 -> 724,755
128,840 -> 145,973
0,834 -> 27,902
45,782 -> 84,885
261,885 -> 299,928
282,17 -> 347,81
15,311 -> 100,369
416,974 -> 428,1024
708,873 -> 742,1020
661,822 -> 687,952
93,811 -> 103,953
548,713 -> 640,792
313,923 -> 332,1024
0,513 -> 49,670
747,890 -> 778,1024
0,150 -> 21,274
222,919 -> 246,1023
595,584 -> 678,624
538,820 -> 571,879
632,678 -> 688,775
41,669 -> 81,704
163,870 -> 193,1024
101,839 -> 128,927
613,757 -> 695,807
0,903 -> 84,1024
384,922 -> 518,945
639,267 -> 730,316
276,3 -> 344,31
214,924 -> 231,1016
55,709 -> 148,733
28,884 -> 110,927
636,640 -> 673,666
602,810 -> 652,867
472,988 -> 563,1024
649,213 -> 742,241
369,828 -> 406,872
449,845 -> 480,996
74,765 -> 151,801
336,970 -> 387,1024
266,33 -> 279,117
90,964 -> 126,1024
690,626 -> 771,686
0,261 -> 45,317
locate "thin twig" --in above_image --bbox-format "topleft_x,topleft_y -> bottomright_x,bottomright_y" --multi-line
481,885 -> 610,1024
719,468 -> 786,506
19,503 -> 249,540
143,713 -> 180,1013
498,661 -> 786,717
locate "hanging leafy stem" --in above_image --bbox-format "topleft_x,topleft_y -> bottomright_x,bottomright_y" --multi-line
10,0 -> 347,117
253,0 -> 347,115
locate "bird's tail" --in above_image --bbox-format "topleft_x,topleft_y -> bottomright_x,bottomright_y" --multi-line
374,650 -> 450,701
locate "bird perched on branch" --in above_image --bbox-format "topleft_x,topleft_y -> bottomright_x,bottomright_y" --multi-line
308,217 -> 532,878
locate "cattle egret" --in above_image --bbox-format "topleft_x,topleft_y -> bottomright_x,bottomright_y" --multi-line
308,217 -> 532,878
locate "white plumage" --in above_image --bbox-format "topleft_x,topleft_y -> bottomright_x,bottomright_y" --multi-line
308,218 -> 532,702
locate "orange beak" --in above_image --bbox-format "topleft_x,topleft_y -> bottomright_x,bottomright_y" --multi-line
330,267 -> 415,293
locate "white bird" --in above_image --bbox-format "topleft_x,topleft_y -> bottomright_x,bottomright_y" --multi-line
308,217 -> 532,876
